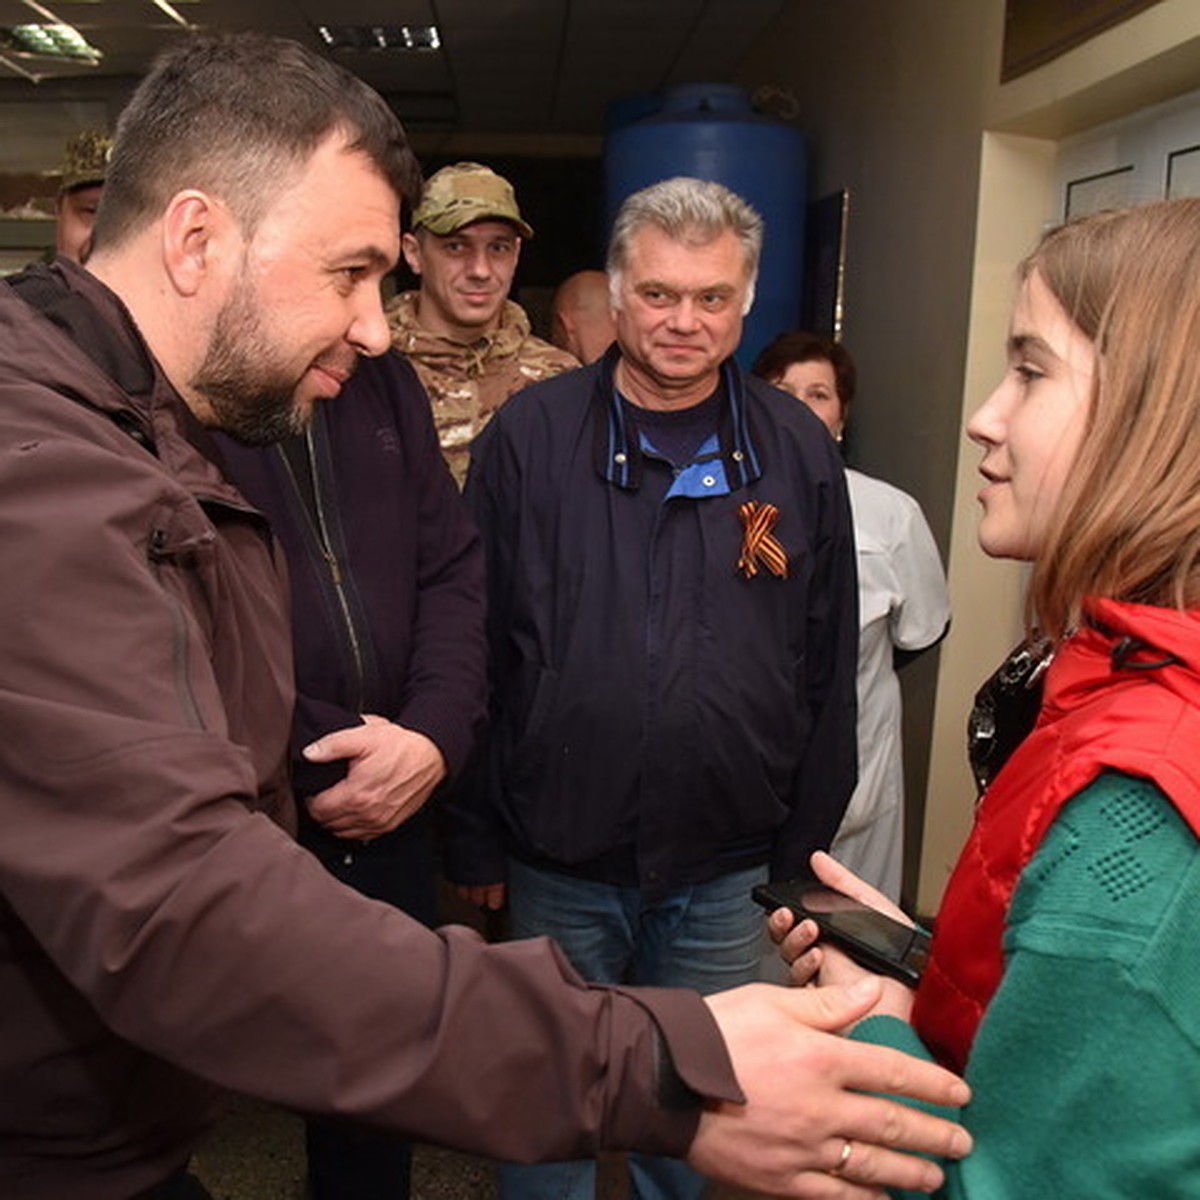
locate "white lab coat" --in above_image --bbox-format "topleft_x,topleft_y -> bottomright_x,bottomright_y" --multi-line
831,469 -> 950,900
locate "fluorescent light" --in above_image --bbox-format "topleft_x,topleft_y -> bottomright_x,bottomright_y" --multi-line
315,25 -> 441,53
0,22 -> 101,63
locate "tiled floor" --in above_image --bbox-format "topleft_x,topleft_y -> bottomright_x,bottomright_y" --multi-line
191,1095 -> 641,1199
193,1097 -> 307,1199
192,1096 -> 506,1199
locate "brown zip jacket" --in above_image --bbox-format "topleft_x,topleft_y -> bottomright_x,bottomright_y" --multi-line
0,263 -> 739,1199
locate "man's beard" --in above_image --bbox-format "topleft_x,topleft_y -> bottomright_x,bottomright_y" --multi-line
191,277 -> 313,446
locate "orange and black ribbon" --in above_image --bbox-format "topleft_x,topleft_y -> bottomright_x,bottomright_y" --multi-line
737,501 -> 789,579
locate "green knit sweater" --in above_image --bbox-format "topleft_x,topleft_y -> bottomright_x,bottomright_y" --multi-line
853,771 -> 1200,1198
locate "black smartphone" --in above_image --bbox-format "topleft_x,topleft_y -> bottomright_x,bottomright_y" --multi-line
753,876 -> 931,986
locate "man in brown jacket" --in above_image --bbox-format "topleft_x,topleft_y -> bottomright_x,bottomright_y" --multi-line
0,31 -> 971,1200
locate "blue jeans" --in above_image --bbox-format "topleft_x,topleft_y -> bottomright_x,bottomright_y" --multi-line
500,860 -> 769,1200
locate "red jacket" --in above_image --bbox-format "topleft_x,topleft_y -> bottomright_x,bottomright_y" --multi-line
913,598 -> 1200,1073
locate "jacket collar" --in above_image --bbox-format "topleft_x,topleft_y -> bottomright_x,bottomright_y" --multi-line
590,342 -> 763,491
1,259 -> 252,508
4,258 -> 155,410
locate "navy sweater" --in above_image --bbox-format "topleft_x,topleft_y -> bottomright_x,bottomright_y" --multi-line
216,350 -> 487,852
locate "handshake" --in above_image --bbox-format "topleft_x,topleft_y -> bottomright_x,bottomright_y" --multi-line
683,851 -> 969,1197
691,975 -> 969,1198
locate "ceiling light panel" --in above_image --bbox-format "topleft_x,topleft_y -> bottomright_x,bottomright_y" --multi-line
315,24 -> 440,52
0,21 -> 100,61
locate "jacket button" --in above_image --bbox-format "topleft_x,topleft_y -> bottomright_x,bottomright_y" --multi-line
614,452 -> 628,465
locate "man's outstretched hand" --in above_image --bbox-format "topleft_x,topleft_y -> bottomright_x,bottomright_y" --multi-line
690,978 -> 971,1198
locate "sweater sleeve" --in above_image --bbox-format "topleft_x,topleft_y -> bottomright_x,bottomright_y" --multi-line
386,363 -> 488,778
852,771 -> 1200,1199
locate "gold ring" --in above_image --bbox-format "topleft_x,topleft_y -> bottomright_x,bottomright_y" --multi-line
831,1138 -> 853,1176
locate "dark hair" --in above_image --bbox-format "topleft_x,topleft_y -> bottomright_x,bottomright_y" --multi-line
92,32 -> 422,250
751,331 -> 858,410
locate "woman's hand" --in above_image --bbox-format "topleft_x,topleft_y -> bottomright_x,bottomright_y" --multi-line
810,850 -> 910,921
814,943 -> 916,1027
769,852 -> 919,1028
767,908 -> 825,984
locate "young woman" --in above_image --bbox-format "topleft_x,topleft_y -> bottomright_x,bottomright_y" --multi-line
776,198 -> 1200,1196
752,333 -> 950,901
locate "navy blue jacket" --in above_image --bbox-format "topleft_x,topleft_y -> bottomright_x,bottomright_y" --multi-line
450,347 -> 857,901
215,351 -> 488,854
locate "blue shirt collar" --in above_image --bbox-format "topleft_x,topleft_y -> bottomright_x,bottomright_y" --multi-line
591,342 -> 763,492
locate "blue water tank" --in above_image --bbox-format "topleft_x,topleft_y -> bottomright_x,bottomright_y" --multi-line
604,83 -> 808,367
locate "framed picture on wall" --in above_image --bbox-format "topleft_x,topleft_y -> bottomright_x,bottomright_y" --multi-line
801,188 -> 850,341
1167,145 -> 1200,199
1064,166 -> 1134,220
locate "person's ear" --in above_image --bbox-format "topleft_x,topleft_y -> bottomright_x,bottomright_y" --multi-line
400,231 -> 423,277
161,190 -> 234,298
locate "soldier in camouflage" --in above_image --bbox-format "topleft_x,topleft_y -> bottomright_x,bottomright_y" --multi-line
55,129 -> 112,264
388,162 -> 578,485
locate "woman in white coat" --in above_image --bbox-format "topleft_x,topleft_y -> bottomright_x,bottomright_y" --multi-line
753,332 -> 950,900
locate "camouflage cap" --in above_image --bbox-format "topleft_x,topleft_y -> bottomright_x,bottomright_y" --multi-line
411,162 -> 534,239
60,129 -> 112,192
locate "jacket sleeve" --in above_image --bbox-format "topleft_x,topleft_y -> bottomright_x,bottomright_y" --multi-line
888,490 -> 950,655
441,414 -> 515,885
771,450 -> 859,877
0,400 -> 740,1163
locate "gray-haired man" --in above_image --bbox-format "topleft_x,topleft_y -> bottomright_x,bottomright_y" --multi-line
451,177 -> 864,1199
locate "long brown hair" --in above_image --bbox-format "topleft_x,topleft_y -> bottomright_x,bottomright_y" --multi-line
1027,199 -> 1200,639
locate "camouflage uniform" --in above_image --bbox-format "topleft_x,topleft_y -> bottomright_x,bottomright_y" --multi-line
59,130 -> 112,193
387,291 -> 577,487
